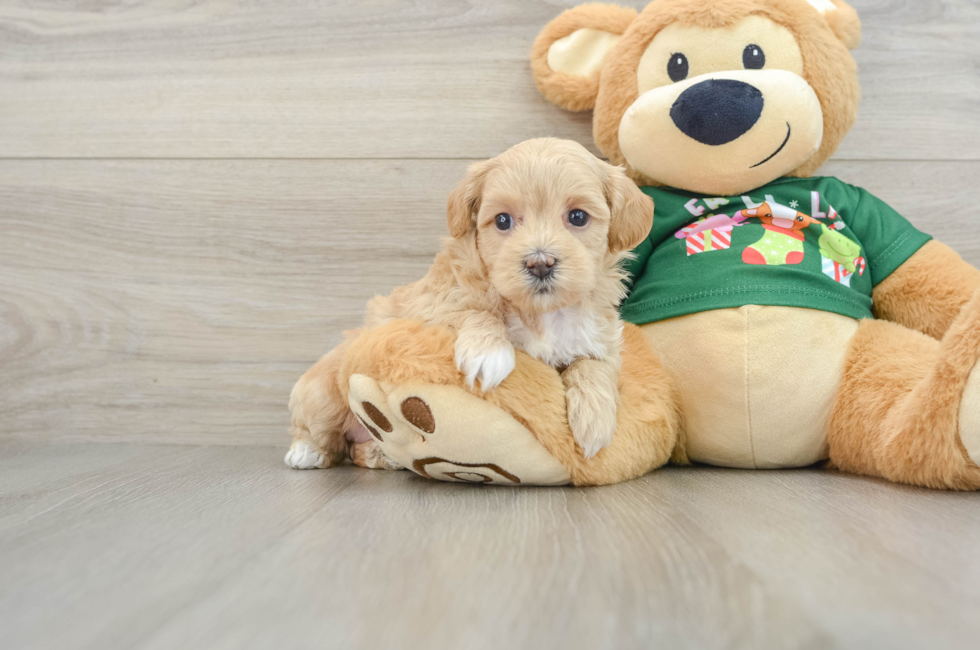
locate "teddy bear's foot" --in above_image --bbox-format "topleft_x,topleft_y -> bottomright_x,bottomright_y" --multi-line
953,290 -> 980,470
344,373 -> 571,485
960,368 -> 980,467
830,289 -> 980,490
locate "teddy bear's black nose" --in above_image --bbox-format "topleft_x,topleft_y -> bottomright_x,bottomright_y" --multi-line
670,79 -> 764,146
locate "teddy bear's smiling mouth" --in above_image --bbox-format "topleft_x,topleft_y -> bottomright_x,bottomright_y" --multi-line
750,122 -> 792,169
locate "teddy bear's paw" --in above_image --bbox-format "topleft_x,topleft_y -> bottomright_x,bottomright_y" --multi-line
346,373 -> 572,485
347,374 -> 417,446
566,387 -> 618,459
945,289 -> 980,469
959,363 -> 980,467
284,439 -> 329,470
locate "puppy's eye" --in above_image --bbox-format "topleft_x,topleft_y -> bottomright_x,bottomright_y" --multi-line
743,44 -> 765,70
667,52 -> 689,82
494,213 -> 513,231
568,209 -> 590,227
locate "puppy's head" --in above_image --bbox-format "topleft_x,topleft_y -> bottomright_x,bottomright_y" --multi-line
447,138 -> 653,313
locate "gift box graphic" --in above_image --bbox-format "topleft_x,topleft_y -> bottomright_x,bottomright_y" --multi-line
822,255 -> 866,286
679,220 -> 733,256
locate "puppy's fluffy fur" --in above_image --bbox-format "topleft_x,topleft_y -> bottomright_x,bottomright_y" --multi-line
286,138 -> 653,468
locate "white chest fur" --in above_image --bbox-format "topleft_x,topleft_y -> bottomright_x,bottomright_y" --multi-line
506,306 -> 616,368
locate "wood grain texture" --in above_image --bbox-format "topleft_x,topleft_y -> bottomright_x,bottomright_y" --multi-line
2,159 -> 979,446
2,442 -> 979,650
0,0 -> 977,160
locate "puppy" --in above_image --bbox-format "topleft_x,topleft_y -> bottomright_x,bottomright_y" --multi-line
285,138 -> 653,470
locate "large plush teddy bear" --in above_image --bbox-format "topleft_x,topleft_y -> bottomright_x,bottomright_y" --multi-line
291,0 -> 980,489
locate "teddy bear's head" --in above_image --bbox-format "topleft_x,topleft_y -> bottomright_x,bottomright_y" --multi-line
532,0 -> 861,196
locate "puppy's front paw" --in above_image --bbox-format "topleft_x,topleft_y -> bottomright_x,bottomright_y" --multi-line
284,440 -> 329,469
566,388 -> 617,459
454,336 -> 515,391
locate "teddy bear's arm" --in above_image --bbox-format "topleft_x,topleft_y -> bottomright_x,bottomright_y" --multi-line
872,240 -> 980,339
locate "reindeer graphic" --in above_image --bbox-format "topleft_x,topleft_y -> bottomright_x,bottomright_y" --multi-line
736,198 -> 822,265
674,197 -> 819,264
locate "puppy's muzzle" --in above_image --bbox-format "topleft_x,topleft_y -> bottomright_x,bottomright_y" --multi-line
525,252 -> 557,280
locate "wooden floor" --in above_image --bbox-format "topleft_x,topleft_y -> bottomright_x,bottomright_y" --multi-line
3,441 -> 980,650
1,1 -> 979,648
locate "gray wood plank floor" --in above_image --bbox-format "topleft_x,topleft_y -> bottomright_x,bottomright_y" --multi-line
2,0 -> 979,648
2,441 -> 980,650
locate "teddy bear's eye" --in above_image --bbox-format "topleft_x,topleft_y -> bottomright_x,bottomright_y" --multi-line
667,52 -> 689,82
743,44 -> 765,70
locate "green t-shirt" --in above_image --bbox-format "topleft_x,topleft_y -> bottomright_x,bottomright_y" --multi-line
620,176 -> 932,325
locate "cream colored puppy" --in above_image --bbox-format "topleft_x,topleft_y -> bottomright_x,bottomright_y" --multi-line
286,138 -> 653,469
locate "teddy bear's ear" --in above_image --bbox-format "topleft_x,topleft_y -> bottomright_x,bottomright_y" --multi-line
531,4 -> 638,112
806,0 -> 862,50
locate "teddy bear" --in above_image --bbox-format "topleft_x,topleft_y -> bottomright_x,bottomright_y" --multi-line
527,0 -> 980,489
296,318 -> 685,486
291,0 -> 980,489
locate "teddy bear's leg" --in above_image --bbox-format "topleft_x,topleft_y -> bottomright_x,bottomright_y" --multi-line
345,373 -> 572,485
340,319 -> 683,486
285,342 -> 357,470
828,290 -> 980,490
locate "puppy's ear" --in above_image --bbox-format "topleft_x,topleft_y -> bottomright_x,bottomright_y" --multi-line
604,165 -> 653,253
806,0 -> 861,50
447,160 -> 493,238
531,4 -> 637,112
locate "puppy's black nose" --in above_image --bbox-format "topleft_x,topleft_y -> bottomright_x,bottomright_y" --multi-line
670,79 -> 764,146
526,255 -> 556,279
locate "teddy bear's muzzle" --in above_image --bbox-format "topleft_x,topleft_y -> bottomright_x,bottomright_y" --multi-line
618,69 -> 824,196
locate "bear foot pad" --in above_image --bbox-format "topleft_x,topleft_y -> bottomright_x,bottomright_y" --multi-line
346,374 -> 571,486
